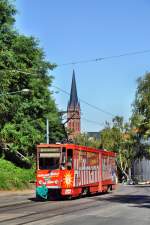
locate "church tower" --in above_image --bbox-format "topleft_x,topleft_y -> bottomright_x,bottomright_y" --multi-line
67,70 -> 81,139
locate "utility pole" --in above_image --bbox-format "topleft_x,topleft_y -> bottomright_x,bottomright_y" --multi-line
46,118 -> 49,144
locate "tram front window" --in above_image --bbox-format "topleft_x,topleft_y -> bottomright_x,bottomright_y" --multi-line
39,152 -> 60,170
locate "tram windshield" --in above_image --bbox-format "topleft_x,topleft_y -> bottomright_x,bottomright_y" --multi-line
39,152 -> 60,170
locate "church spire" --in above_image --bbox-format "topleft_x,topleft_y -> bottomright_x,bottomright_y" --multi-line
68,70 -> 79,108
67,70 -> 81,139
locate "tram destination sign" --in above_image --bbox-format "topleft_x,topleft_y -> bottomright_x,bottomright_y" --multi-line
39,147 -> 60,153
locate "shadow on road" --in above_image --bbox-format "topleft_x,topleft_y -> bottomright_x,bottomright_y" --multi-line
92,192 -> 150,209
28,197 -> 46,202
28,185 -> 150,208
28,196 -> 77,202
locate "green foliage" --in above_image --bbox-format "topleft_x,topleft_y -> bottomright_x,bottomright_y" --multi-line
99,116 -> 137,178
100,127 -> 122,152
74,133 -> 100,148
0,158 -> 35,190
131,72 -> 150,158
0,0 -> 16,28
131,73 -> 150,139
0,0 -> 65,158
100,71 -> 150,177
99,117 -> 124,151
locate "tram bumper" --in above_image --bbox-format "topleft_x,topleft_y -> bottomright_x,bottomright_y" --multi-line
36,185 -> 48,199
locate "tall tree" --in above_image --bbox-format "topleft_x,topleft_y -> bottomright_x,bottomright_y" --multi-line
100,117 -> 136,179
131,72 -> 150,157
74,133 -> 100,148
0,0 -> 65,157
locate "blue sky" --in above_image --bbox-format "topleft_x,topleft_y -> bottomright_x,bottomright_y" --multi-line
15,0 -> 150,132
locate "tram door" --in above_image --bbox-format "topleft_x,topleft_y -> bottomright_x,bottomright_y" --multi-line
67,149 -> 73,170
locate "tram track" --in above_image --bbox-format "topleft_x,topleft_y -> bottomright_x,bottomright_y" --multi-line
0,191 -> 114,213
0,201 -> 35,212
0,191 -> 108,213
0,186 -> 148,225
0,196 -> 67,213
0,196 -> 112,225
0,191 -> 120,224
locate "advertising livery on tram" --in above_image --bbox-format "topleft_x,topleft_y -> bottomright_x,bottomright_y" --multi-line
36,143 -> 117,199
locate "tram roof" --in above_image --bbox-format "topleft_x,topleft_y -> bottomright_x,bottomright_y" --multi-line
37,143 -> 116,157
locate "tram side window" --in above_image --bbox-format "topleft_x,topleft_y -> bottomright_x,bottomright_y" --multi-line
67,149 -> 73,170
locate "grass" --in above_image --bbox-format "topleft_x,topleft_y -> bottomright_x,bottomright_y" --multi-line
0,158 -> 35,190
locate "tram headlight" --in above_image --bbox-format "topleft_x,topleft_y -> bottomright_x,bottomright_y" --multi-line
54,180 -> 59,184
39,180 -> 43,185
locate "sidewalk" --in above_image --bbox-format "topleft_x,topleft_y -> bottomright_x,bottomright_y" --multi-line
0,189 -> 35,207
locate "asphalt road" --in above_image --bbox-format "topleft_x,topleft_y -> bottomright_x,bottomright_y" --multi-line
0,184 -> 149,225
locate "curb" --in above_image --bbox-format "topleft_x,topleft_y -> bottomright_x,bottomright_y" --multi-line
0,190 -> 34,197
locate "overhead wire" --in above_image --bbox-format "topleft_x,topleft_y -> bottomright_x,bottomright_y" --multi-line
58,49 -> 150,66
1,68 -> 116,117
1,48 -> 149,128
1,68 -> 111,126
3,47 -> 149,118
81,117 -> 104,126
1,68 -> 115,117
52,85 -> 115,117
63,115 -> 104,127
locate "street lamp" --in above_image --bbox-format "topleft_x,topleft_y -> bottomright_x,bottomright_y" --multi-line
20,88 -> 30,93
0,89 -> 30,96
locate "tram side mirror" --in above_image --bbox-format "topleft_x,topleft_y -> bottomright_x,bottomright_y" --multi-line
62,156 -> 66,164
60,163 -> 65,170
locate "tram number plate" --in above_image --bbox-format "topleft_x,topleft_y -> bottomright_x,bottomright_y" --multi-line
65,189 -> 71,194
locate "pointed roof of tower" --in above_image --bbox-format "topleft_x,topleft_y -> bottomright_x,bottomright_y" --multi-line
68,70 -> 80,108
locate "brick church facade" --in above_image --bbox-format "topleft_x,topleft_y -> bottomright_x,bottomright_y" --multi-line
67,70 -> 81,139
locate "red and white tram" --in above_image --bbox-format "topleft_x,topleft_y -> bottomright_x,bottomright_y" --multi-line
36,143 -> 117,199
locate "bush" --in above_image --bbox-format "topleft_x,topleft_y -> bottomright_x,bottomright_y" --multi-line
0,158 -> 35,190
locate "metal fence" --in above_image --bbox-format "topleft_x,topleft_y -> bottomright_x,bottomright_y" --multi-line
132,158 -> 150,182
